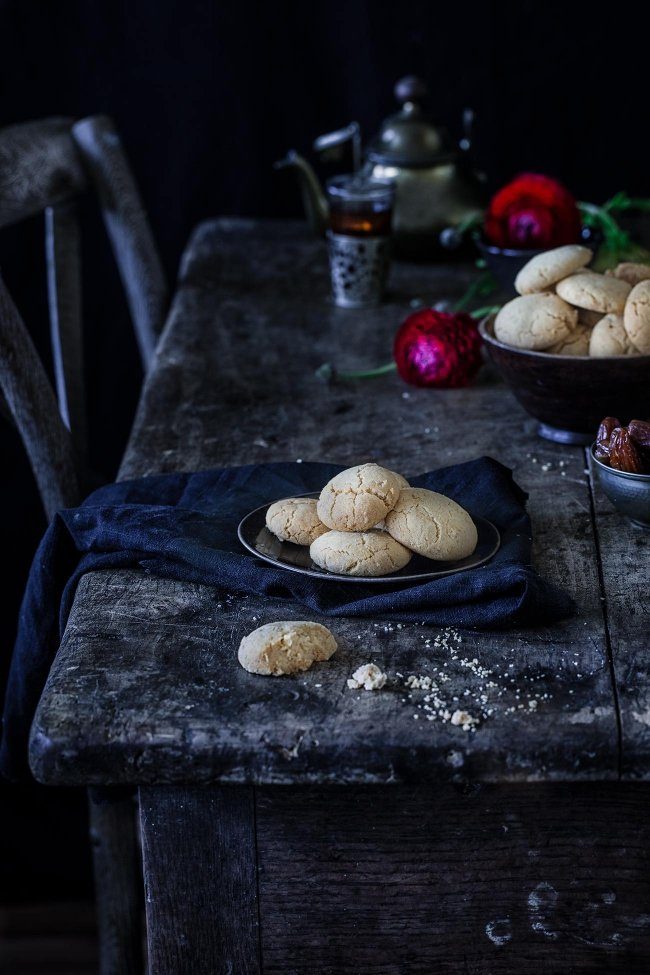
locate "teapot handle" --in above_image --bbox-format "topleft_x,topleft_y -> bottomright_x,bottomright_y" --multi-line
313,122 -> 362,173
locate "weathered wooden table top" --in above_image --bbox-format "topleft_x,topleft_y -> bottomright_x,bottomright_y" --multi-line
30,219 -> 649,787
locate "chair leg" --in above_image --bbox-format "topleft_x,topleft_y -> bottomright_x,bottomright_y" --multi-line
88,787 -> 144,975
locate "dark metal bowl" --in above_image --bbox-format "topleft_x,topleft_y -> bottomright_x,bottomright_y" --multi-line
591,445 -> 650,529
479,315 -> 650,444
474,229 -> 600,295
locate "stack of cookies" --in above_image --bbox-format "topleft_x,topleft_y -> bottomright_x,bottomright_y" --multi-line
265,463 -> 477,577
494,245 -> 650,357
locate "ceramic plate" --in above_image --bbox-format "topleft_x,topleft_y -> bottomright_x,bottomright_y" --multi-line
237,493 -> 501,584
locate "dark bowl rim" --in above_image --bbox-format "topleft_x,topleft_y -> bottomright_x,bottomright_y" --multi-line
590,443 -> 650,482
472,229 -> 598,259
478,314 -> 650,365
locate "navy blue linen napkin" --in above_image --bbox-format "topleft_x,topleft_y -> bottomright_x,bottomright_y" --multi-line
1,458 -> 574,781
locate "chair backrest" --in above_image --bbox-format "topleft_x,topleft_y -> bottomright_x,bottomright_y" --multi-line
0,114 -> 168,470
0,271 -> 79,519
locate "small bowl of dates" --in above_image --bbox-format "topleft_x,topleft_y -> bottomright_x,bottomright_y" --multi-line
591,418 -> 650,528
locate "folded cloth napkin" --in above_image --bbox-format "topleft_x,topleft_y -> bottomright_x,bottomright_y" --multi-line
1,457 -> 574,780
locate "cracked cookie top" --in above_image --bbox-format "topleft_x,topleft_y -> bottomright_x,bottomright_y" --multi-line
623,279 -> 650,354
556,271 -> 631,314
385,487 -> 477,561
515,244 -> 591,295
266,496 -> 328,546
494,293 -> 577,351
310,529 -> 412,577
317,463 -> 408,532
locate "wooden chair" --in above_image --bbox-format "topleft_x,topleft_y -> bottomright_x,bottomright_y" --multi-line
0,114 -> 168,974
0,115 -> 168,466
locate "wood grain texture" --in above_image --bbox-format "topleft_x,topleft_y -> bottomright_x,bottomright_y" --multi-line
30,221 -> 620,786
256,782 -> 650,974
45,201 -> 87,462
0,117 -> 86,229
0,271 -> 79,518
87,790 -> 143,975
139,785 -> 260,975
71,115 -> 168,370
587,450 -> 650,780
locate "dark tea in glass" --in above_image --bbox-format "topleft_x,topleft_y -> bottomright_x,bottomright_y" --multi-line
326,175 -> 394,307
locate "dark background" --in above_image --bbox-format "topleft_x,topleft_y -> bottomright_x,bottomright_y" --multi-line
0,0 -> 647,903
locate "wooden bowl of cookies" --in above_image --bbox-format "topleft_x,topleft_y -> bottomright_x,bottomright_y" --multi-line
479,247 -> 650,443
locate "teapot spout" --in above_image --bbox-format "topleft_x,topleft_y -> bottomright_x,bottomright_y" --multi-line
274,150 -> 329,237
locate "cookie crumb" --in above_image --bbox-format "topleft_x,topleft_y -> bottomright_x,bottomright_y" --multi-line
347,663 -> 387,690
450,709 -> 480,731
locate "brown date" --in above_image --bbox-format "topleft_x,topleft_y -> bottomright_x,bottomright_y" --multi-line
629,419 -> 650,449
595,416 -> 620,461
608,427 -> 646,474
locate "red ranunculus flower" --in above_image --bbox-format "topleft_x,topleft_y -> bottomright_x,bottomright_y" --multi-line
393,310 -> 482,388
484,173 -> 581,250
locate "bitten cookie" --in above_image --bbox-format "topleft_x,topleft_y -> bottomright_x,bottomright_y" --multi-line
514,244 -> 591,295
317,463 -> 408,532
546,324 -> 591,356
266,496 -> 328,546
623,279 -> 650,353
606,262 -> 650,287
238,621 -> 337,676
494,293 -> 577,350
385,488 -> 477,561
310,530 -> 412,576
589,314 -> 637,357
556,271 -> 631,313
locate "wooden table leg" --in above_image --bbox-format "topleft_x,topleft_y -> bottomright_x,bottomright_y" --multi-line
139,785 -> 261,975
88,788 -> 143,975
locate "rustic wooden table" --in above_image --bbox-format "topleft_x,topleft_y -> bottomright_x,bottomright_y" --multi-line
30,221 -> 649,974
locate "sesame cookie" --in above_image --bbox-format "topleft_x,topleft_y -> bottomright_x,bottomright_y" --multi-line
514,244 -> 592,295
556,271 -> 631,314
606,262 -> 650,287
238,621 -> 337,676
385,488 -> 477,561
494,293 -> 577,350
310,530 -> 412,577
589,314 -> 638,357
266,496 -> 328,546
317,463 -> 408,532
623,279 -> 650,353
546,323 -> 591,356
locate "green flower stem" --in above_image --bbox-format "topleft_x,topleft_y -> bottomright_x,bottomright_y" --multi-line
335,361 -> 398,380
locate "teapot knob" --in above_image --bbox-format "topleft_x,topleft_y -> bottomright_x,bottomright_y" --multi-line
394,75 -> 428,105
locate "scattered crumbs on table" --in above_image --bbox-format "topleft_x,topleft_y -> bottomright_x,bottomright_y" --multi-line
296,458 -> 303,463
347,663 -> 387,691
253,437 -> 269,448
401,391 -> 410,399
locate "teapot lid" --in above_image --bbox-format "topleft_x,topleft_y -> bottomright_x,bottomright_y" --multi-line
367,76 -> 454,168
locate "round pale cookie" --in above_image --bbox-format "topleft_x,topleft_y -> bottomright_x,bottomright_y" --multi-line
310,530 -> 412,577
589,314 -> 638,357
556,271 -> 631,314
385,488 -> 477,561
266,496 -> 328,546
606,262 -> 650,287
238,621 -> 337,676
317,463 -> 408,532
494,293 -> 577,350
514,244 -> 591,295
623,279 -> 650,353
546,324 -> 591,356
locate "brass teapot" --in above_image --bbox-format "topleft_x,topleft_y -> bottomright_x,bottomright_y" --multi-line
275,76 -> 486,259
